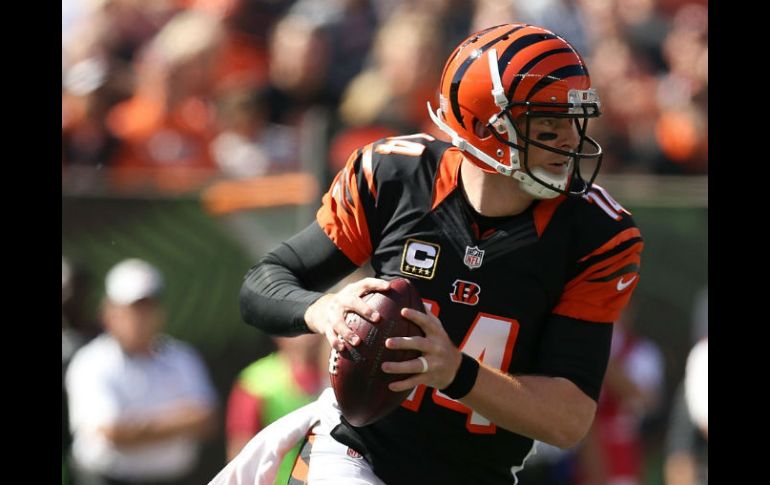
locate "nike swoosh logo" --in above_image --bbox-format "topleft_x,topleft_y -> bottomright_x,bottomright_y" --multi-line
616,275 -> 637,291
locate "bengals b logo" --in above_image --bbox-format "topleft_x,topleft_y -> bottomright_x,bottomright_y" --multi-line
450,279 -> 481,306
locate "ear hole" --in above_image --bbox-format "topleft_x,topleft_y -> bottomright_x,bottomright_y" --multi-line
472,118 -> 491,139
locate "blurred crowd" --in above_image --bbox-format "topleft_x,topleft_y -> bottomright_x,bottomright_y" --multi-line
62,0 -> 708,194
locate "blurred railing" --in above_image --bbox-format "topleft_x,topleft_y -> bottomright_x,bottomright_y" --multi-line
63,166 -> 706,208
596,174 -> 707,208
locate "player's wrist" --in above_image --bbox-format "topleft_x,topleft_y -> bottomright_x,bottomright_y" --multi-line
441,353 -> 480,399
304,294 -> 332,333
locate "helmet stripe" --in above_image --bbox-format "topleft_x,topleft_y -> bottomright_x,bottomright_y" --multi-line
450,25 -> 525,128
525,64 -> 588,101
505,47 -> 573,101
440,25 -> 500,91
496,33 -> 557,77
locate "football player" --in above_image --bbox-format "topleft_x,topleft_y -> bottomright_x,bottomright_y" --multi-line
236,23 -> 643,484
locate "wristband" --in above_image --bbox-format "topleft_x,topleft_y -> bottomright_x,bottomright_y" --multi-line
441,353 -> 480,399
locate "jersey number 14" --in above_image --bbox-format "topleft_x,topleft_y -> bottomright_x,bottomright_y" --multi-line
401,300 -> 520,434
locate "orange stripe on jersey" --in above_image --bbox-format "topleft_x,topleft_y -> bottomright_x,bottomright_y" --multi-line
568,242 -> 643,291
290,452 -> 309,481
289,433 -> 314,482
361,144 -> 377,199
431,148 -> 464,210
578,227 -> 642,263
533,195 -> 567,237
555,237 -> 643,322
316,151 -> 374,266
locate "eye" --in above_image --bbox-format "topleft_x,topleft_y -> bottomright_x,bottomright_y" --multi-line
536,132 -> 558,141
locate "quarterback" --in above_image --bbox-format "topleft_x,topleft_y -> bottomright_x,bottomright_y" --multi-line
226,23 -> 643,485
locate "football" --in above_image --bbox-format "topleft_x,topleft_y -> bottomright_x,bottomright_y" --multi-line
329,277 -> 425,427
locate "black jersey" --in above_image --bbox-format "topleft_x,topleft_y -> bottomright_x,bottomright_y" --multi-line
315,134 -> 643,484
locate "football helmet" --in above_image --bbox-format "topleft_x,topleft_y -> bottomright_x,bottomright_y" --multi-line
428,24 -> 602,199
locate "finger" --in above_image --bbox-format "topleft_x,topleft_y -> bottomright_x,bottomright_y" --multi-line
388,377 -> 422,393
334,320 -> 360,346
385,336 -> 429,352
355,277 -> 391,294
344,296 -> 381,323
381,357 -> 427,375
400,307 -> 440,334
325,328 -> 345,351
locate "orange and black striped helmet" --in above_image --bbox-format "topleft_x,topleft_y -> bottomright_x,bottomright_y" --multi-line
428,24 -> 603,199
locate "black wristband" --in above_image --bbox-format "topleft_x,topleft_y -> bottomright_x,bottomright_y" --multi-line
441,353 -> 480,399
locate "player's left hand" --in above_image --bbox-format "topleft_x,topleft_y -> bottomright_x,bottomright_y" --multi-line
381,307 -> 462,392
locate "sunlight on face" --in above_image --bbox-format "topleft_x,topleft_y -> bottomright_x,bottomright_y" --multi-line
516,117 -> 579,175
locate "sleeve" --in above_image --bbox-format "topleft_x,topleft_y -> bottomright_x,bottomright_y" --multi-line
240,222 -> 359,336
316,146 -> 379,266
240,144 -> 383,337
554,226 -> 644,323
533,314 -> 614,401
65,350 -> 121,432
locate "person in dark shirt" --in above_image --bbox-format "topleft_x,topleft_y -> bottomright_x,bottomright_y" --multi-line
235,23 -> 643,485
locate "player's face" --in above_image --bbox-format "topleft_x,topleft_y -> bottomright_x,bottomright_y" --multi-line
516,117 -> 580,177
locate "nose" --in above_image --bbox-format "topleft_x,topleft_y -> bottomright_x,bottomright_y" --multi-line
558,119 -> 580,152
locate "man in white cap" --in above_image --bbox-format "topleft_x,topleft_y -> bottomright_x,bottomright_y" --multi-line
65,258 -> 218,485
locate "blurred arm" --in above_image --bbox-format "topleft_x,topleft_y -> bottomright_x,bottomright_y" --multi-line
100,402 -> 216,447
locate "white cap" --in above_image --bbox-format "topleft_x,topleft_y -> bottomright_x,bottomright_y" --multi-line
105,259 -> 164,305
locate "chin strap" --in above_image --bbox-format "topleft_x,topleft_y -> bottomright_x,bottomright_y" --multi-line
514,167 -> 567,199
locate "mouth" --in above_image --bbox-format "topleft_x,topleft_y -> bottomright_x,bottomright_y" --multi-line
542,160 -> 570,175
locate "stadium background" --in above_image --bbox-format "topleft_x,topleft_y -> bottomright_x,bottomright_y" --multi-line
62,0 -> 707,483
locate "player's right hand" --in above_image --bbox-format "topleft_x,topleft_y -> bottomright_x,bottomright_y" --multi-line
304,278 -> 391,351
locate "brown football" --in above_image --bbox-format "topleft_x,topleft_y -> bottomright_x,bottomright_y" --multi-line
329,278 -> 425,427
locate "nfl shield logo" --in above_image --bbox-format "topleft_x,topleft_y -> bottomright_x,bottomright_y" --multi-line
463,246 -> 485,269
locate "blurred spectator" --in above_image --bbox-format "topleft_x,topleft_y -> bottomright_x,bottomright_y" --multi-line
338,6 -> 443,135
62,0 -> 180,74
470,0 -> 517,35
62,0 -> 709,194
588,34 -> 665,173
62,0 -> 181,169
105,10 -> 225,190
683,338 -> 707,439
63,256 -> 100,485
614,0 -> 670,71
264,13 -> 336,126
65,259 -> 218,485
575,306 -> 665,485
210,85 -> 300,178
329,6 -> 444,171
663,288 -> 708,485
654,3 -> 708,174
189,0 -> 296,90
663,382 -> 708,485
288,0 -> 378,104
62,56 -> 127,168
225,334 -> 328,484
512,0 -> 591,56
